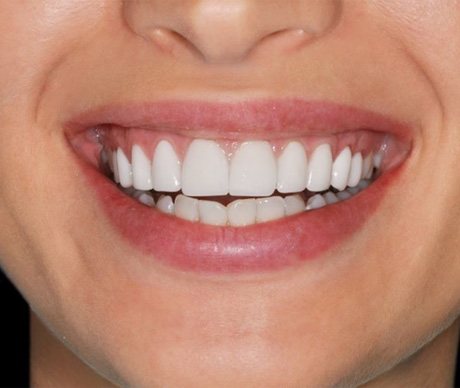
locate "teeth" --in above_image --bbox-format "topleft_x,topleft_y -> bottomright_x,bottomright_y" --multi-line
256,196 -> 285,223
151,140 -> 181,192
323,191 -> 339,204
347,152 -> 363,188
277,141 -> 308,193
112,151 -> 120,183
133,191 -> 155,207
132,145 -> 153,190
156,195 -> 174,214
331,147 -> 352,191
182,139 -> 229,196
229,141 -> 277,196
336,190 -> 352,200
175,194 -> 199,222
284,194 -> 306,215
117,148 -> 133,188
362,153 -> 373,180
198,200 -> 228,226
373,152 -> 383,169
227,198 -> 257,227
306,194 -> 327,210
307,144 -> 333,192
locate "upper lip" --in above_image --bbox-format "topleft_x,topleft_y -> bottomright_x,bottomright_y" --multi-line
64,98 -> 412,141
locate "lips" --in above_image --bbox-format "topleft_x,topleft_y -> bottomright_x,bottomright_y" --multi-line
66,99 -> 411,273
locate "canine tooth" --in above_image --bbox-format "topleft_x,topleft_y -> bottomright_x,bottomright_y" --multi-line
306,194 -> 327,210
132,145 -> 153,190
198,200 -> 228,226
324,191 -> 339,204
175,195 -> 199,222
156,195 -> 174,214
347,152 -> 363,187
151,140 -> 181,192
256,196 -> 285,223
182,139 -> 229,196
229,141 -> 277,196
227,199 -> 257,227
117,148 -> 133,188
277,141 -> 308,193
362,153 -> 373,179
336,191 -> 352,200
112,151 -> 120,183
134,192 -> 155,207
284,194 -> 305,216
307,144 -> 333,192
331,147 -> 351,191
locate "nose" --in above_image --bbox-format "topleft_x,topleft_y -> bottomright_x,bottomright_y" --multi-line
123,0 -> 341,64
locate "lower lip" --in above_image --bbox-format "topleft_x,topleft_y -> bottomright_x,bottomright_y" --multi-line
79,160 -> 398,274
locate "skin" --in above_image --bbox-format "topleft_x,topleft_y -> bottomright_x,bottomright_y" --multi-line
0,0 -> 459,386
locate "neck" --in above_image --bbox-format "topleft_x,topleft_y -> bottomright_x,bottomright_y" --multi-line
30,313 -> 459,387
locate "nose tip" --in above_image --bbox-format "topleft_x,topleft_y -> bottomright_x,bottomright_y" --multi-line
124,0 -> 342,64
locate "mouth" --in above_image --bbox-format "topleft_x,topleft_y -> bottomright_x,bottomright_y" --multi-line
66,99 -> 411,273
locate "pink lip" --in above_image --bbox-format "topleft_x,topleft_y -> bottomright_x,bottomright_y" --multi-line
67,99 -> 411,274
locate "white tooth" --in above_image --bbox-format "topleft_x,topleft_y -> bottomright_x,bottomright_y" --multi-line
307,144 -> 333,192
306,194 -> 327,210
347,153 -> 363,188
132,145 -> 153,190
324,191 -> 339,204
331,147 -> 351,191
112,151 -> 120,183
198,200 -> 228,226
256,196 -> 285,223
336,191 -> 352,200
156,195 -> 175,214
229,141 -> 277,196
151,140 -> 181,192
182,139 -> 229,196
227,199 -> 256,227
117,148 -> 133,188
175,195 -> 199,222
277,141 -> 308,193
362,153 -> 373,179
284,194 -> 305,216
134,192 -> 155,207
373,152 -> 383,169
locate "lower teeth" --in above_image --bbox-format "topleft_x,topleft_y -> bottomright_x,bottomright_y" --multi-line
119,178 -> 372,227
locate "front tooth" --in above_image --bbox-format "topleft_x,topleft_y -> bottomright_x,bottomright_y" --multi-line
198,200 -> 228,226
227,199 -> 257,227
306,194 -> 327,210
112,151 -> 120,183
175,195 -> 199,222
151,140 -> 181,192
156,195 -> 175,214
331,147 -> 351,191
284,194 -> 305,216
347,153 -> 363,187
277,141 -> 308,193
229,141 -> 277,196
117,148 -> 133,188
256,196 -> 285,223
132,145 -> 153,190
307,144 -> 333,192
182,140 -> 229,196
362,153 -> 373,179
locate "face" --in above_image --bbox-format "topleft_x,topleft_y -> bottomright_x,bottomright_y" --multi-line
1,0 -> 460,386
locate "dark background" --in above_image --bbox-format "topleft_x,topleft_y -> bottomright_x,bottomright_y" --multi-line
1,269 -> 459,387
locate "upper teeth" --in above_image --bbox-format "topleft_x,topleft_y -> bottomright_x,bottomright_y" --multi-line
113,139 -> 380,197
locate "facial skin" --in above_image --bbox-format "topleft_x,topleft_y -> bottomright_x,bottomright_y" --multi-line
0,0 -> 460,386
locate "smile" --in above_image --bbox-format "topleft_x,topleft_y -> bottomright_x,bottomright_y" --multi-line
67,99 -> 411,273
